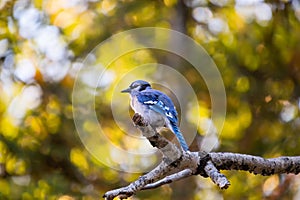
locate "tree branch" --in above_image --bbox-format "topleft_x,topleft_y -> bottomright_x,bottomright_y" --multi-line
103,114 -> 300,200
142,169 -> 193,190
204,160 -> 230,189
209,152 -> 300,175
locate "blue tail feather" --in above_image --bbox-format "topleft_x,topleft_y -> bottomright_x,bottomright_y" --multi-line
170,123 -> 189,151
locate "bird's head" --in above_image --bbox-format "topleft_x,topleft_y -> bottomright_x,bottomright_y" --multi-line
121,80 -> 151,93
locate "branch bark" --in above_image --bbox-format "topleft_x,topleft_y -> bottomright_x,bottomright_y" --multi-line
103,114 -> 300,200
141,169 -> 193,190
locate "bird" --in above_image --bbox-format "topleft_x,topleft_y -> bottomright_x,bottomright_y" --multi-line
121,80 -> 189,151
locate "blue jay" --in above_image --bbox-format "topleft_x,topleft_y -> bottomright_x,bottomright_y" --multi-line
121,80 -> 189,151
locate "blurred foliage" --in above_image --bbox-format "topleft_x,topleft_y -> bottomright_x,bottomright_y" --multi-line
0,0 -> 300,199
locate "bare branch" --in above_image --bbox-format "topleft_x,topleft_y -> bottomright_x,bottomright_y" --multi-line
103,114 -> 300,200
209,152 -> 300,175
132,113 -> 182,163
103,161 -> 170,200
142,169 -> 193,190
204,160 -> 230,189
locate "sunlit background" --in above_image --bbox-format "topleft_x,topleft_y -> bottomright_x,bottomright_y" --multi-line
0,0 -> 300,199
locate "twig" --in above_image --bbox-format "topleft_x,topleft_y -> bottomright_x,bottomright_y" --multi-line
204,160 -> 230,189
142,169 -> 193,190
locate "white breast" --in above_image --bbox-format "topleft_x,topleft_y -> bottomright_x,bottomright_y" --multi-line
130,96 -> 144,113
130,95 -> 166,128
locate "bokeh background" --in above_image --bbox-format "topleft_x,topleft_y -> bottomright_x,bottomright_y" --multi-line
0,0 -> 300,199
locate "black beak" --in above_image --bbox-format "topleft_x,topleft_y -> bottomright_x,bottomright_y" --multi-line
121,87 -> 131,93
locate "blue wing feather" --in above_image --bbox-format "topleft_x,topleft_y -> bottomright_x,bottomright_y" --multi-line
136,89 -> 178,123
136,88 -> 188,151
149,104 -> 165,115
